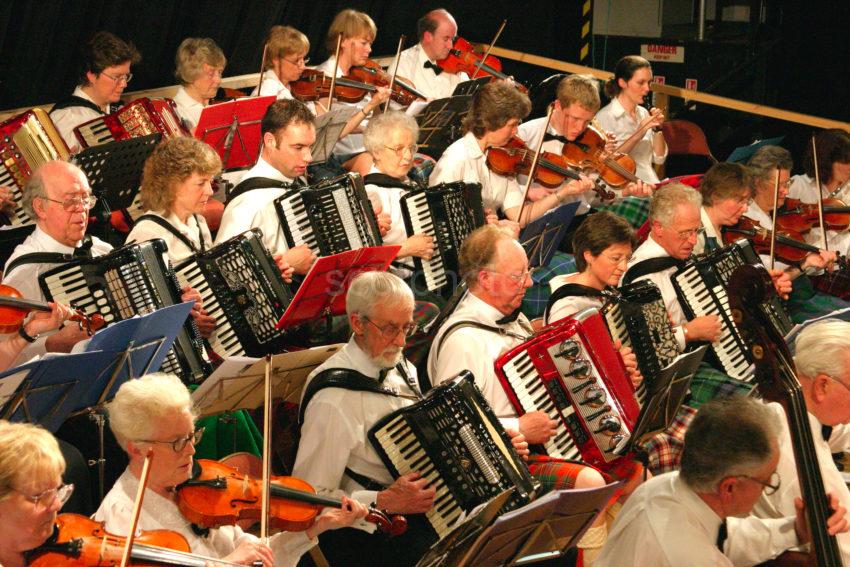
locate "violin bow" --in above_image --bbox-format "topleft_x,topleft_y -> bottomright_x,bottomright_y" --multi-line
769,168 -> 780,270
260,353 -> 274,542
516,103 -> 555,227
328,33 -> 343,111
256,43 -> 268,97
119,449 -> 154,567
812,134 -> 828,251
385,35 -> 406,112
473,19 -> 507,80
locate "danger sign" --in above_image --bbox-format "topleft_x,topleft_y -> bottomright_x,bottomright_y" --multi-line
640,44 -> 685,63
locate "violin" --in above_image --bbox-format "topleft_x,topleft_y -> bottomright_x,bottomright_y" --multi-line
777,198 -> 850,233
437,37 -> 528,93
289,69 -> 372,103
175,459 -> 407,536
722,217 -> 821,264
0,284 -> 103,335
26,513 -> 244,567
486,136 -> 613,200
349,59 -> 427,106
561,124 -> 640,188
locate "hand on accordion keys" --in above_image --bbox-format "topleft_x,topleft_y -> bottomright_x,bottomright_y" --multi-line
373,202 -> 392,237
284,245 -> 318,275
518,410 -> 559,445
273,253 -> 295,284
375,472 -> 437,514
181,286 -> 215,338
400,233 -> 435,261
614,340 -> 644,391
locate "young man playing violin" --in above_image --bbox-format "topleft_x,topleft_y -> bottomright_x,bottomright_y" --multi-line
387,9 -> 469,101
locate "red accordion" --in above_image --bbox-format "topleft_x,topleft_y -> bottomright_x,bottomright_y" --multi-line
495,307 -> 640,472
0,108 -> 70,227
73,97 -> 189,149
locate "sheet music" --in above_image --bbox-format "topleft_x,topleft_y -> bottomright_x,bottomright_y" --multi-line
0,368 -> 30,409
310,106 -> 359,163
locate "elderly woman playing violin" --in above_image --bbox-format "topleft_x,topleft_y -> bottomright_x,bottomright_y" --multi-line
0,421 -> 72,567
95,373 -> 366,567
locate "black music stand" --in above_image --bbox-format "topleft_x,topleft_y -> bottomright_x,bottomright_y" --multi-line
195,96 -> 275,170
416,95 -> 473,159
311,106 -> 360,164
452,77 -> 490,97
519,202 -> 581,269
275,245 -> 400,330
73,133 -> 161,244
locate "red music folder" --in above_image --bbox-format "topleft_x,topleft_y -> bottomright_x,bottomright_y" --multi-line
194,96 -> 275,170
275,245 -> 401,330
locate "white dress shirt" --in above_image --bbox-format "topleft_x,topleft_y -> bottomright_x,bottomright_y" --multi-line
546,275 -> 604,325
94,469 -> 316,567
216,157 -> 296,253
427,292 -> 533,432
788,174 -> 850,255
623,234 -> 686,349
386,43 -> 469,101
743,200 -> 791,271
429,131 -> 524,214
752,403 -> 850,562
595,97 -> 667,184
363,165 -> 415,276
292,337 -> 419,533
126,210 -> 212,263
597,471 -> 799,567
694,206 -> 723,255
49,86 -> 106,152
314,57 -> 370,157
172,86 -> 205,134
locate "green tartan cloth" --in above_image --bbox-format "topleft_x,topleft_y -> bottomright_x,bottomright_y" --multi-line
784,274 -> 850,324
522,252 -> 577,320
597,196 -> 652,229
194,410 -> 263,460
686,362 -> 753,408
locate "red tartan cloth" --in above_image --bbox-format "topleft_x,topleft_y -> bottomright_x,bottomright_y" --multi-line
638,404 -> 699,475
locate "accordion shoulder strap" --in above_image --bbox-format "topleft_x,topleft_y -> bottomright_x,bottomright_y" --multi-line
5,252 -> 74,275
622,256 -> 683,286
50,96 -> 109,115
134,213 -> 204,254
432,320 -> 525,364
363,172 -> 415,190
544,283 -> 603,323
298,367 -> 401,424
227,177 -> 292,204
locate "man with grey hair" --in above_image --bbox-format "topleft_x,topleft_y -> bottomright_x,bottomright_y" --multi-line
292,270 -> 440,566
598,397 -> 848,566
750,318 -> 850,561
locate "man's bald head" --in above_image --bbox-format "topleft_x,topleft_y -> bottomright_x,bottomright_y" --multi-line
417,9 -> 457,61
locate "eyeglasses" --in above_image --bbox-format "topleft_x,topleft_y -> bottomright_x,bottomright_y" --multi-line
363,316 -> 418,340
674,227 -> 704,241
15,482 -> 74,510
137,427 -> 205,453
384,144 -> 418,157
484,267 -> 538,285
737,471 -> 781,495
39,194 -> 97,211
284,56 -> 310,66
601,252 -> 632,265
101,71 -> 132,84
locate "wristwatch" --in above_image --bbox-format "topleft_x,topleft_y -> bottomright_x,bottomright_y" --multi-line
18,326 -> 39,343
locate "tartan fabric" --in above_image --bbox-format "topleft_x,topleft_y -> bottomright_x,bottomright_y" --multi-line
522,252 -> 577,320
639,405 -> 698,475
596,196 -> 651,229
784,274 -> 850,324
527,454 -> 586,492
686,362 -> 753,407
194,410 -> 263,460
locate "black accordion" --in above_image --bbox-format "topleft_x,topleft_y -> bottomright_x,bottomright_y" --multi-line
174,229 -> 293,358
274,173 -> 382,256
672,238 -> 793,380
400,181 -> 485,292
368,371 -> 537,539
38,239 -> 212,384
602,280 -> 679,396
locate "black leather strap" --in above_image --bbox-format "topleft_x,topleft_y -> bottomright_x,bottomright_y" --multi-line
544,283 -> 604,323
50,95 -> 109,115
226,177 -> 293,204
622,257 -> 684,286
5,252 -> 74,275
134,214 -> 206,253
298,367 -> 404,424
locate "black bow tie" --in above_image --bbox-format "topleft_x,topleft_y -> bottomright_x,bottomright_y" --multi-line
496,308 -> 523,325
377,367 -> 391,384
716,520 -> 728,552
424,60 -> 443,76
544,132 -> 569,144
73,236 -> 94,259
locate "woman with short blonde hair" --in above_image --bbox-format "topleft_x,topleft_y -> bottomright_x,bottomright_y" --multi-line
172,37 -> 227,132
253,26 -> 312,103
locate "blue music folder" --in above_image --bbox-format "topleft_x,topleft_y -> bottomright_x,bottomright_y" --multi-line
519,201 -> 580,269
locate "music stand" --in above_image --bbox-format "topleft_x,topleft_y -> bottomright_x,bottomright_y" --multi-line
190,345 -> 343,417
195,96 -> 275,170
311,106 -> 360,164
73,133 -> 161,243
275,245 -> 400,330
451,77 -> 490,97
519,202 -> 581,269
415,95 -> 473,159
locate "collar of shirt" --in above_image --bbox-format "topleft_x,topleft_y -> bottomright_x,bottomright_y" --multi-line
173,86 -> 205,112
631,233 -> 672,265
255,71 -> 287,97
414,43 -> 438,67
700,206 -> 721,241
72,86 -> 108,113
744,200 -> 773,228
671,474 -> 726,545
242,156 -> 294,184
466,291 -> 514,326
32,225 -> 84,254
315,57 -> 343,77
609,95 -> 629,119
462,131 -> 485,160
159,210 -> 205,247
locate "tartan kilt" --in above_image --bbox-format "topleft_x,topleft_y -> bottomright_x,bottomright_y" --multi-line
639,405 -> 698,475
522,251 -> 578,320
686,362 -> 753,408
527,454 -> 587,492
596,197 -> 652,229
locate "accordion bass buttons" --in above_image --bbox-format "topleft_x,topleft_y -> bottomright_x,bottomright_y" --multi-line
594,415 -> 622,435
582,386 -> 607,407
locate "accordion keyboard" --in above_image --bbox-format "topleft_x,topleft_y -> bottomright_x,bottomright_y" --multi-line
404,191 -> 447,290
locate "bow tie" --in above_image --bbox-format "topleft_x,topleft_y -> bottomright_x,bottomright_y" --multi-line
496,307 -> 523,325
544,132 -> 569,144
424,60 -> 443,76
716,520 -> 728,552
74,236 -> 94,259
